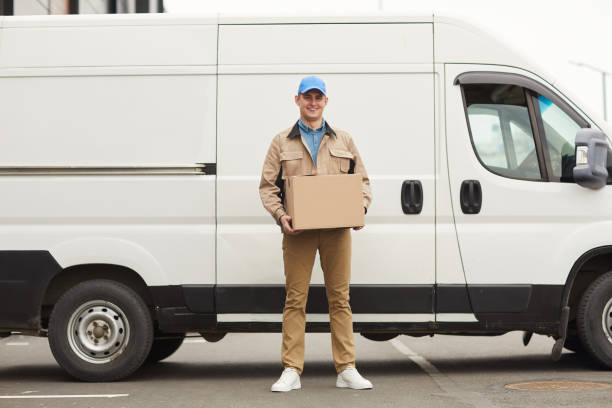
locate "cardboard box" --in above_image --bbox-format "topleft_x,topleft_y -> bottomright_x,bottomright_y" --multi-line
285,174 -> 364,230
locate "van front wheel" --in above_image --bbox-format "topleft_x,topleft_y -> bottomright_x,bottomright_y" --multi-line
48,279 -> 153,381
577,271 -> 612,369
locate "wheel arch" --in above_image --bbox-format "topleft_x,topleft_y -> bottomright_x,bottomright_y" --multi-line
49,237 -> 167,286
562,245 -> 612,315
41,263 -> 154,329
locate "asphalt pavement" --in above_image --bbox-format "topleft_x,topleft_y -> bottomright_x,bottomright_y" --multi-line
0,331 -> 611,407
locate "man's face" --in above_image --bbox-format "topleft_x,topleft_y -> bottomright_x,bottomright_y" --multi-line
295,90 -> 328,122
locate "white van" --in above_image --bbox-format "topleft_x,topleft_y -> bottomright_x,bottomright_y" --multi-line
1,12 -> 611,381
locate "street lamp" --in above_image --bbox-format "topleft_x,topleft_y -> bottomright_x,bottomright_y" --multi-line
569,60 -> 610,121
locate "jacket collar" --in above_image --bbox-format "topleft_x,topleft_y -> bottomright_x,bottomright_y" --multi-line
287,120 -> 336,139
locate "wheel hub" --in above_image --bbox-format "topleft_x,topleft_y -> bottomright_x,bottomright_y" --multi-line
603,297 -> 612,344
67,300 -> 130,364
91,324 -> 105,339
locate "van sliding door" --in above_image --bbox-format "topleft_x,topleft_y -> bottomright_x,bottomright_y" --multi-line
216,22 -> 437,327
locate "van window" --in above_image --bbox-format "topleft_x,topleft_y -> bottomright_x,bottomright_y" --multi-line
463,84 -> 542,180
537,95 -> 581,182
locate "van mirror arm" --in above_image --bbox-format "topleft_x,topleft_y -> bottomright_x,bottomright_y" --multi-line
573,129 -> 612,189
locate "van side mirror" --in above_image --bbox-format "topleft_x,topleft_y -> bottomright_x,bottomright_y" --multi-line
573,129 -> 612,189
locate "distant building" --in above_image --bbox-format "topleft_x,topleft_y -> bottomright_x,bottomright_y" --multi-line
1,0 -> 164,15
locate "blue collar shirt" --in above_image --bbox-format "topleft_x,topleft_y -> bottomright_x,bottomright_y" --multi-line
298,118 -> 326,167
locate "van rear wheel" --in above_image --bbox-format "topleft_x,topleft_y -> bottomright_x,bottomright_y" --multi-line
48,279 -> 153,381
577,271 -> 612,368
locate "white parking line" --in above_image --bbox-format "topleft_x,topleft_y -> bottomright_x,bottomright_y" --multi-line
0,394 -> 129,399
5,342 -> 29,346
390,338 -> 497,408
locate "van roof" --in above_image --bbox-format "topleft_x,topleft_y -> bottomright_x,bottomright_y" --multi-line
0,12 -> 528,66
0,13 -> 539,73
0,13 -> 433,26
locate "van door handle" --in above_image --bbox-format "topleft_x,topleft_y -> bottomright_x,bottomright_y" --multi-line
460,180 -> 482,214
401,180 -> 423,214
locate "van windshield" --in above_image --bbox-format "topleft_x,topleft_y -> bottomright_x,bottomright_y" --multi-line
537,95 -> 581,182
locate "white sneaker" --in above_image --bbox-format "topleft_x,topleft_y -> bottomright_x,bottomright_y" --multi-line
271,367 -> 301,392
336,366 -> 373,390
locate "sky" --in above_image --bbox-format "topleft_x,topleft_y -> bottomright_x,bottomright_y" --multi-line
163,0 -> 612,123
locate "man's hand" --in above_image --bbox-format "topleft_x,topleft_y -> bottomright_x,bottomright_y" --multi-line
353,207 -> 367,230
281,215 -> 302,235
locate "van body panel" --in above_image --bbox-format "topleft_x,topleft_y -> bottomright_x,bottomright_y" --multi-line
434,16 -> 534,71
49,238 -> 167,284
0,176 -> 216,287
0,73 -> 217,165
219,23 -> 433,65
0,23 -> 217,67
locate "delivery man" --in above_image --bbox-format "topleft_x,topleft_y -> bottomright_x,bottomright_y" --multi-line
259,76 -> 373,392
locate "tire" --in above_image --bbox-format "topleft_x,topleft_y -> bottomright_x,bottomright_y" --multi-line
48,279 -> 153,381
146,333 -> 185,363
360,332 -> 399,341
577,271 -> 612,368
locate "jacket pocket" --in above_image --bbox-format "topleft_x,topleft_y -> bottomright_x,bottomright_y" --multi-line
329,148 -> 354,173
280,150 -> 304,178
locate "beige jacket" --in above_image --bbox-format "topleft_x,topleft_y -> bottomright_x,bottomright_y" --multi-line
259,121 -> 372,224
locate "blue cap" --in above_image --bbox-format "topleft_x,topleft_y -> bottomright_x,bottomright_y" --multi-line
298,76 -> 326,95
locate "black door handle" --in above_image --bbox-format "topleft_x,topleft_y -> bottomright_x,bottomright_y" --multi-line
460,180 -> 482,214
401,180 -> 423,214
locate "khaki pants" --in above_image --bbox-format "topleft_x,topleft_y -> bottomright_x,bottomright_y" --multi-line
281,228 -> 355,375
